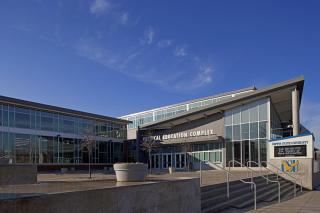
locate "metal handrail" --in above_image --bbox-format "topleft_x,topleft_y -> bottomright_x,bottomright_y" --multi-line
247,160 -> 279,181
200,161 -> 257,210
245,160 -> 281,203
262,161 -> 302,197
228,160 -> 254,190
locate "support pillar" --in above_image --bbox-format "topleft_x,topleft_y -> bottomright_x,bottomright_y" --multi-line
292,88 -> 300,136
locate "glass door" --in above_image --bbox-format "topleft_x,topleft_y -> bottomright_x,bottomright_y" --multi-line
175,153 -> 186,169
162,153 -> 172,169
151,154 -> 160,169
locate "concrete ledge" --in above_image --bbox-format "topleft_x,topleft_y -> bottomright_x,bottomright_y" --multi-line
0,164 -> 37,185
0,178 -> 200,213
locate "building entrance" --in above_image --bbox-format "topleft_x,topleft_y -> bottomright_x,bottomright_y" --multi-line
162,153 -> 172,169
175,153 -> 186,169
151,154 -> 160,169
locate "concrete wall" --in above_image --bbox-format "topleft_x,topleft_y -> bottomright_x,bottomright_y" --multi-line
0,164 -> 37,185
0,178 -> 201,213
269,158 -> 313,190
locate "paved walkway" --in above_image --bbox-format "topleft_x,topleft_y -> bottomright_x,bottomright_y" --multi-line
248,190 -> 320,213
38,169 -> 265,186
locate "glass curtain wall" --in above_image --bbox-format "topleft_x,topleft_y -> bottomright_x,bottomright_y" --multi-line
225,99 -> 268,167
0,132 -> 122,164
0,104 -> 127,139
0,103 -> 126,164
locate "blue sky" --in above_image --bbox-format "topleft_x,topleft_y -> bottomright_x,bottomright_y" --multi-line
0,0 -> 319,144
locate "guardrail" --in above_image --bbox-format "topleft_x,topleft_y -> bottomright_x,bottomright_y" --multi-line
261,161 -> 302,197
200,161 -> 257,210
244,160 -> 281,203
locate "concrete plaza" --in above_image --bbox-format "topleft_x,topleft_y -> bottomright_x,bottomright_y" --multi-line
249,190 -> 320,213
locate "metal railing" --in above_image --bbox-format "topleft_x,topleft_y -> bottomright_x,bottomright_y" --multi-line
244,160 -> 281,203
262,161 -> 303,197
200,161 -> 257,210
246,160 -> 279,182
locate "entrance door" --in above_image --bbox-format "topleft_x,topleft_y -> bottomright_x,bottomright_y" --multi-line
162,154 -> 172,169
175,153 -> 186,169
151,154 -> 160,169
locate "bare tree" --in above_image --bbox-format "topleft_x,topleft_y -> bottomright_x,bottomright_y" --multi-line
140,136 -> 159,173
81,129 -> 96,179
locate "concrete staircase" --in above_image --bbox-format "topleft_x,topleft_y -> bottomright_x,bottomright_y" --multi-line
201,174 -> 305,213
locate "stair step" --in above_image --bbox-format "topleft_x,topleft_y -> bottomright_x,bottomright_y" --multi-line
232,182 -> 293,209
201,173 -> 305,213
201,177 -> 267,201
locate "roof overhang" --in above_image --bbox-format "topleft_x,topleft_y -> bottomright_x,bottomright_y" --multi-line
140,76 -> 304,130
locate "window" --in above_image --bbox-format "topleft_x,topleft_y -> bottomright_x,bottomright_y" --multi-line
225,126 -> 232,141
241,123 -> 249,140
241,107 -> 249,123
233,109 -> 241,124
15,107 -> 30,129
250,122 -> 258,139
233,124 -> 241,141
225,98 -> 269,166
41,112 -> 54,131
259,101 -> 268,121
250,104 -> 258,122
259,121 -> 267,138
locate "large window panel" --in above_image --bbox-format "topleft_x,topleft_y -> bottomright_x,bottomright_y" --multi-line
9,106 -> 15,127
259,121 -> 267,139
15,133 -> 31,163
241,123 -> 249,140
241,107 -> 250,123
225,126 -> 232,141
259,101 -> 268,121
15,109 -> 30,129
250,140 -> 259,165
260,139 -> 267,163
249,104 -> 259,122
250,122 -> 258,139
233,124 -> 241,141
41,112 -> 54,131
233,109 -> 241,124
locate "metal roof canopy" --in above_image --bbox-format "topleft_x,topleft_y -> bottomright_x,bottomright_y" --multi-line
139,76 -> 304,130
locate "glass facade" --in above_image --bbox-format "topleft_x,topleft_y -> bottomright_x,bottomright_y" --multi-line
0,103 -> 127,164
225,99 -> 269,166
122,89 -> 254,129
149,141 -> 223,170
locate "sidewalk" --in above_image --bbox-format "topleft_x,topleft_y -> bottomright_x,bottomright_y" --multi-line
249,190 -> 320,213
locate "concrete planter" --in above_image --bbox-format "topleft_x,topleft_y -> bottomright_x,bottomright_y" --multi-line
114,163 -> 148,182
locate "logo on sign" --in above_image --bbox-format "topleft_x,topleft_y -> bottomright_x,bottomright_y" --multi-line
281,160 -> 299,172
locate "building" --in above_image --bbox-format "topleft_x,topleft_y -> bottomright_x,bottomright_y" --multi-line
121,76 -> 314,170
0,95 -> 130,170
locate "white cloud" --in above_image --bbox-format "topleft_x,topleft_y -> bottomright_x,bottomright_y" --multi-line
140,27 -> 155,45
191,65 -> 214,89
174,46 -> 187,57
301,100 -> 320,148
157,40 -> 172,48
120,13 -> 128,24
90,0 -> 111,15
